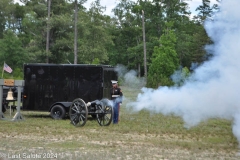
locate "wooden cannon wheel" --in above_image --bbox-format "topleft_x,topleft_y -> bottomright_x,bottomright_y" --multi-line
69,98 -> 88,127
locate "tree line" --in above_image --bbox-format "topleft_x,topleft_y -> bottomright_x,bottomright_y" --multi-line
0,0 -> 220,87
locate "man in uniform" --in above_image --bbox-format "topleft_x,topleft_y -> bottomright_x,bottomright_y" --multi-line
110,80 -> 123,124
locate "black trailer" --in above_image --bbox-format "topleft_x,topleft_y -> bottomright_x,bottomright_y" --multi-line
23,63 -> 117,121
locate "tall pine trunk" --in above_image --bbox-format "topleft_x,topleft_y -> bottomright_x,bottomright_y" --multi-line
74,0 -> 78,64
46,0 -> 51,63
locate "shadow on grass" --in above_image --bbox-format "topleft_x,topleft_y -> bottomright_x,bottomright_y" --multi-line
23,113 -> 98,122
23,111 -> 52,119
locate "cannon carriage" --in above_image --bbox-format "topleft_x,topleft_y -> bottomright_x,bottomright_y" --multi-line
69,98 -> 113,127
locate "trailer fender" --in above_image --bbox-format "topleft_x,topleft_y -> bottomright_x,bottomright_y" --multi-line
49,102 -> 72,112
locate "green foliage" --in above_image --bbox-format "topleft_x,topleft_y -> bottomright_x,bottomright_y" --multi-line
92,58 -> 100,64
72,1 -> 114,64
147,22 -> 179,88
1,67 -> 23,79
0,0 -> 217,82
109,0 -> 141,68
194,0 -> 217,23
0,0 -> 13,38
12,67 -> 24,79
0,30 -> 28,68
0,67 -> 23,79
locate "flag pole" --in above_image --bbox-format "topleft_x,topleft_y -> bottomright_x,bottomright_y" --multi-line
2,61 -> 4,78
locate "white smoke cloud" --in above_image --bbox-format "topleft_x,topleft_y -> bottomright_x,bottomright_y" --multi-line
127,0 -> 240,144
115,64 -> 146,89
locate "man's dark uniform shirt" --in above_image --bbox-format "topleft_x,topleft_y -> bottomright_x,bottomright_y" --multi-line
110,87 -> 123,102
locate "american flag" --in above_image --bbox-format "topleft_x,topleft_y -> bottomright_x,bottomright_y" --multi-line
4,63 -> 13,73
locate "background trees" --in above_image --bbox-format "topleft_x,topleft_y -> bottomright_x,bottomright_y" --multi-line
148,22 -> 179,87
0,0 -> 218,87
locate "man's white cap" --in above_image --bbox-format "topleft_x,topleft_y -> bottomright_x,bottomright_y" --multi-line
111,80 -> 118,84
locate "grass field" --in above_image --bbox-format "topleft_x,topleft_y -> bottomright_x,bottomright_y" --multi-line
0,86 -> 240,160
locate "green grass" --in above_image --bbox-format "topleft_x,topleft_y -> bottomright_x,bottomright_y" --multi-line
0,86 -> 239,160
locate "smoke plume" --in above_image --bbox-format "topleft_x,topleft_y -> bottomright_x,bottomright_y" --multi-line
115,64 -> 146,89
127,0 -> 240,144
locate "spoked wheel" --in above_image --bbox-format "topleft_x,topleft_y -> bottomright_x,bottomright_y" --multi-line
69,98 -> 88,127
96,99 -> 113,126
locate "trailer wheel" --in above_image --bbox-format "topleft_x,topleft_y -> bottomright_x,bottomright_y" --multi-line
69,98 -> 88,127
96,100 -> 113,126
50,105 -> 66,119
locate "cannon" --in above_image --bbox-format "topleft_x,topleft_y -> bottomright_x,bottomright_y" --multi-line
69,98 -> 113,127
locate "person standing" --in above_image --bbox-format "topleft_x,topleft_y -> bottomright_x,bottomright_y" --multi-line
110,80 -> 123,124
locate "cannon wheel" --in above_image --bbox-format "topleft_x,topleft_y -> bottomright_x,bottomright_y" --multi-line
69,98 -> 88,127
96,99 -> 113,126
